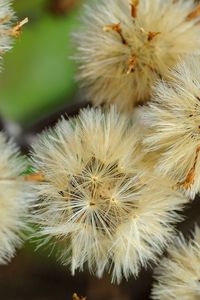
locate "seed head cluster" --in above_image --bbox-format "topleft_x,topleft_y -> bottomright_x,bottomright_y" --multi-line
74,0 -> 200,110
0,0 -> 199,291
31,107 -> 187,283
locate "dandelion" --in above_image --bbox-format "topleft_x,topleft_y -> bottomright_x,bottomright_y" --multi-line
30,106 -> 187,283
151,226 -> 200,300
137,56 -> 200,199
74,0 -> 200,110
0,133 -> 32,264
0,0 -> 28,69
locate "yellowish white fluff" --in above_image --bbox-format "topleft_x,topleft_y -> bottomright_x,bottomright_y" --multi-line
74,0 -> 200,110
0,133 -> 31,264
151,226 -> 200,300
31,107 -> 188,283
137,56 -> 200,199
0,0 -> 15,67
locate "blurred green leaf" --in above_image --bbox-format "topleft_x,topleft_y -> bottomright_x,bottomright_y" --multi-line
14,0 -> 48,14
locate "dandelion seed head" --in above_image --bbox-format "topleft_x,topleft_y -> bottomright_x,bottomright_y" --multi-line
151,226 -> 200,300
31,107 -> 187,283
74,0 -> 200,110
137,56 -> 200,199
0,133 -> 32,264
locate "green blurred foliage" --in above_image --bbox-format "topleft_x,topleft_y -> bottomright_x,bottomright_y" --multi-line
0,0 -> 81,126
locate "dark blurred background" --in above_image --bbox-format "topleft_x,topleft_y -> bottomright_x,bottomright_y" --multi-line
0,1 -> 200,299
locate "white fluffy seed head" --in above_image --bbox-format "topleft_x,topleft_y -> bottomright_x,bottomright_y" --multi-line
74,0 -> 200,111
31,106 -> 188,283
0,133 -> 32,264
137,55 -> 200,199
151,226 -> 200,300
0,0 -> 16,69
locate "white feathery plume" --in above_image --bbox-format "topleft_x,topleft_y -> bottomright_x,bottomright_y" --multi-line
30,106 -> 188,283
151,226 -> 200,300
0,0 -> 28,70
73,0 -> 200,110
137,55 -> 200,199
0,132 -> 32,264
106,175 -> 188,283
